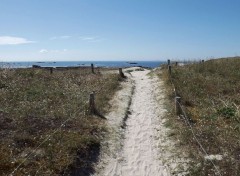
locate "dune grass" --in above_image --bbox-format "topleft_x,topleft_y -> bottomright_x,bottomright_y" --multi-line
0,67 -> 120,175
161,57 -> 240,175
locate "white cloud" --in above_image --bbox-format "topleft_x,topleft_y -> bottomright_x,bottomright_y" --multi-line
79,36 -> 103,43
80,37 -> 96,41
39,49 -> 48,53
50,35 -> 71,40
39,49 -> 67,53
0,36 -> 35,45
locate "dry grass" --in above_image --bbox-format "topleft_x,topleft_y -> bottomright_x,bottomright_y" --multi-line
160,57 -> 240,175
0,67 -> 121,175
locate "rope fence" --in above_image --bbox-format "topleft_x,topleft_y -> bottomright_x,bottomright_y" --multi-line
31,108 -> 86,175
8,65 -> 126,175
167,60 -> 222,176
9,89 -> 92,175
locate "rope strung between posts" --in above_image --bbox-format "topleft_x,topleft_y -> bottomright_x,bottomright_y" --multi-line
10,108 -> 84,175
167,62 -> 222,176
10,69 -> 113,175
176,101 -> 222,176
9,93 -> 89,175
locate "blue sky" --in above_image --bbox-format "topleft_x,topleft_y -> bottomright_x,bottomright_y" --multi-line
0,0 -> 240,61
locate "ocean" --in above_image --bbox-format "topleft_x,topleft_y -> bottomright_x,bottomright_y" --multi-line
0,61 -> 165,69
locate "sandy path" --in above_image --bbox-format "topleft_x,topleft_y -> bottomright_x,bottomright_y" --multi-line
94,68 -> 190,176
115,69 -> 170,176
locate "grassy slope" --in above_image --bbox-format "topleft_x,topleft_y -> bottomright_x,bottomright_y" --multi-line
0,68 -> 120,175
161,57 -> 240,175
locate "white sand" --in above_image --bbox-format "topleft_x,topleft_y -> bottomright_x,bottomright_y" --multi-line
94,68 -> 190,176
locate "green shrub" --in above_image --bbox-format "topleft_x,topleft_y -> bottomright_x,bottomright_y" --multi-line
217,107 -> 236,118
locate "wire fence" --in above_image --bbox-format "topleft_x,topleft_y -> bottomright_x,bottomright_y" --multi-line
4,66 -> 123,175
167,61 -> 222,176
31,106 -> 86,176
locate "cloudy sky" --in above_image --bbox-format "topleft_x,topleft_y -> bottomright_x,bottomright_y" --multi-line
1,0 -> 240,61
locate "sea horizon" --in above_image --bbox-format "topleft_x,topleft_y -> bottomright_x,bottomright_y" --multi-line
1,60 -> 165,68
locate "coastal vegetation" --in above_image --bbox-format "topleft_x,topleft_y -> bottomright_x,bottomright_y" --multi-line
161,57 -> 240,175
0,67 -> 120,175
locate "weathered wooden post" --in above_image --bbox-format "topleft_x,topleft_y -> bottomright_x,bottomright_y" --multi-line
89,92 -> 95,114
168,65 -> 172,75
50,67 -> 53,74
167,59 -> 170,66
175,96 -> 181,115
119,68 -> 125,78
91,63 -> 94,73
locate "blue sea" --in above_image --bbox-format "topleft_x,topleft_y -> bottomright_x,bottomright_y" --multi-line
0,61 -> 164,68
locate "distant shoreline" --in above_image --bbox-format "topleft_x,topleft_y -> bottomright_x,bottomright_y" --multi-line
0,61 -> 164,69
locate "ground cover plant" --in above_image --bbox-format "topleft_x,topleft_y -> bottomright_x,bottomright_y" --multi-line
161,57 -> 240,175
0,67 -> 120,175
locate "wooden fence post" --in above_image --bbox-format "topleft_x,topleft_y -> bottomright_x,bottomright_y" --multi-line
168,65 -> 172,75
91,63 -> 94,73
175,96 -> 181,115
119,68 -> 125,78
89,92 -> 95,114
50,67 -> 53,74
167,59 -> 170,66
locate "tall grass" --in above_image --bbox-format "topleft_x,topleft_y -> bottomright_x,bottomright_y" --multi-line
0,67 -> 120,175
162,57 -> 240,175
